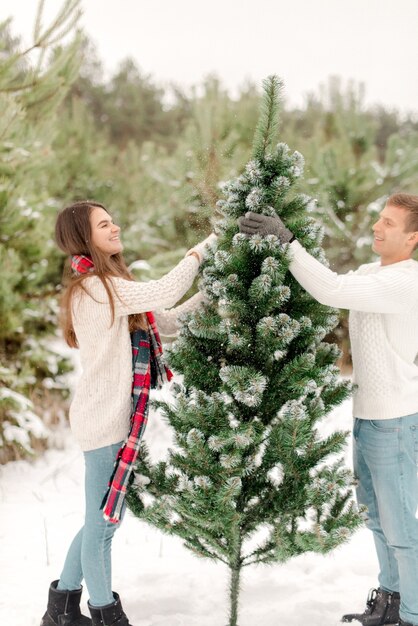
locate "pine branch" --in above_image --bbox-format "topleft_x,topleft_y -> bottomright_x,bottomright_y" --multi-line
0,80 -> 41,94
33,0 -> 46,42
185,538 -> 228,564
252,75 -> 283,160
35,0 -> 81,48
47,15 -> 82,47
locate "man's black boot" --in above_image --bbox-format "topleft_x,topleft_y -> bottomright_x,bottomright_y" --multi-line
40,580 -> 91,625
88,593 -> 133,626
342,588 -> 400,625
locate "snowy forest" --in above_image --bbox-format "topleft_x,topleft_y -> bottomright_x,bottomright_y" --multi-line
2,1 -> 418,625
1,1 -> 417,466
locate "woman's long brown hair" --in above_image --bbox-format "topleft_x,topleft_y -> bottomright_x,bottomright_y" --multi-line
55,200 -> 148,348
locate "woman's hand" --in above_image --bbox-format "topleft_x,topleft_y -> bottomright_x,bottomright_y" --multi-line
186,233 -> 218,263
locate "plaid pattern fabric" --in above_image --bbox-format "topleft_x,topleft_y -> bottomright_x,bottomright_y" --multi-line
70,255 -> 173,523
71,254 -> 95,273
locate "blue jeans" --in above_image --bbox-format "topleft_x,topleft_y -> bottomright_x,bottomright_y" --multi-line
353,415 -> 418,625
57,441 -> 125,607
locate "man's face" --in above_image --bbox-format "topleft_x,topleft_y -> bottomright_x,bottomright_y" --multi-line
372,204 -> 418,265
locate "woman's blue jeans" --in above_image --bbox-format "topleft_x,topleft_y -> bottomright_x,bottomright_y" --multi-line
57,441 -> 124,607
353,414 -> 418,625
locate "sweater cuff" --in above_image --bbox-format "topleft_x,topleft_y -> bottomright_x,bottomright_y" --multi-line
289,239 -> 303,253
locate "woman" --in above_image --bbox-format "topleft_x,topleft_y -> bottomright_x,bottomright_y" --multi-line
41,200 -> 215,626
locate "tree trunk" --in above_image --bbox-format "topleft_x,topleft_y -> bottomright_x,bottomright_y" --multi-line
228,559 -> 242,626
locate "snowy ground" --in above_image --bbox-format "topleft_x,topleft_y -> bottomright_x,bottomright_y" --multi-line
0,387 -> 378,626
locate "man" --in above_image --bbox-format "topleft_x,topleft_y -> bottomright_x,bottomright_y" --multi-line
239,193 -> 418,626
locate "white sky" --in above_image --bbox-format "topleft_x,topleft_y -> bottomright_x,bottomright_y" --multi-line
2,0 -> 418,113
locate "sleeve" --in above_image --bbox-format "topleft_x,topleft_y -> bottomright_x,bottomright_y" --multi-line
288,241 -> 418,314
154,292 -> 206,337
109,256 -> 200,316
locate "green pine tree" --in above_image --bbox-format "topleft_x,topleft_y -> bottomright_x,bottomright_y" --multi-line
127,76 -> 362,625
0,0 -> 82,463
284,77 -> 418,274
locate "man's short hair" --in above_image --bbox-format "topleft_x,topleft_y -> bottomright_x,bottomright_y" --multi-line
387,193 -> 418,232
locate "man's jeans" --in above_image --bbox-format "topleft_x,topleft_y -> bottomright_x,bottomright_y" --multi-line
57,441 -> 125,607
354,414 -> 418,625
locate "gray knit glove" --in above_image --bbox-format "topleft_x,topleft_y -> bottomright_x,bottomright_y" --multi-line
238,211 -> 294,243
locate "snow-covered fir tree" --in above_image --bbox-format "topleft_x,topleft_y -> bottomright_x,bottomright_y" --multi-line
127,76 -> 362,626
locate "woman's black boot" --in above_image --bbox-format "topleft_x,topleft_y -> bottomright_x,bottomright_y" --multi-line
40,580 -> 91,625
88,593 -> 132,626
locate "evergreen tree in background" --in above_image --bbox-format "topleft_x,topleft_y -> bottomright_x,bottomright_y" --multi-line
0,0 -> 82,462
127,77 -> 362,626
297,77 -> 418,273
128,77 -> 259,280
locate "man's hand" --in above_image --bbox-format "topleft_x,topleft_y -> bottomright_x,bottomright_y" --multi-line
238,212 -> 294,243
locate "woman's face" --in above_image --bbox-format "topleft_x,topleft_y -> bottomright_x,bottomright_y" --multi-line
89,206 -> 123,256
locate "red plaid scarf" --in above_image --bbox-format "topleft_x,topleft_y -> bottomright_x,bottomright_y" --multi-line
71,255 -> 173,523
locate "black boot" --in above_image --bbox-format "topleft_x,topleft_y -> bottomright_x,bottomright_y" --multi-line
342,588 -> 400,625
88,593 -> 133,626
40,580 -> 91,625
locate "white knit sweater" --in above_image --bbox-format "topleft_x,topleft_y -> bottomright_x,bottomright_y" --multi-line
70,256 -> 202,451
289,241 -> 418,420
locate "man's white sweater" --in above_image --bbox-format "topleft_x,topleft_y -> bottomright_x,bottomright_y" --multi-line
289,241 -> 418,420
70,256 -> 202,451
